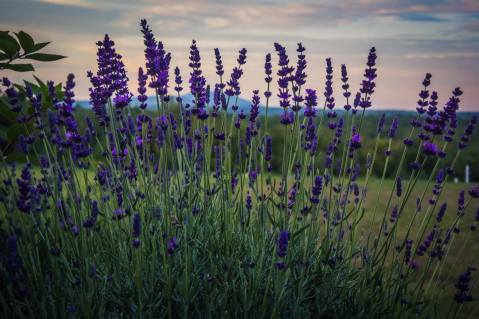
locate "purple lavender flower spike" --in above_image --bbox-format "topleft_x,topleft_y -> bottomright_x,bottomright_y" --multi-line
88,34 -> 132,124
359,47 -> 377,109
137,67 -> 148,110
274,43 -> 293,110
377,113 -> 386,134
167,237 -> 178,256
16,163 -> 33,213
416,227 -> 437,256
469,185 -> 479,198
432,169 -> 445,196
416,73 -> 432,114
249,90 -> 260,124
459,115 -> 478,149
324,58 -> 336,126
291,43 -> 306,109
140,19 -> 171,96
310,175 -> 323,204
214,48 -> 224,78
280,110 -> 294,126
57,73 -> 76,131
454,267 -> 476,303
341,64 -> 352,111
225,48 -> 247,98
390,205 -> 399,223
113,208 -> 127,220
174,66 -> 183,96
265,135 -> 272,162
457,190 -> 466,217
304,89 -> 317,118
350,132 -> 362,150
246,193 -> 252,212
84,200 -> 99,228
422,141 -> 439,156
188,40 -> 208,119
264,53 -> 273,98
277,230 -> 291,258
3,78 -> 21,112
436,203 -> 447,223
388,117 -> 399,139
396,176 -> 402,197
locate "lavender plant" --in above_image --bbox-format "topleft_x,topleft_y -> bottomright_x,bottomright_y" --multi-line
0,19 -> 478,318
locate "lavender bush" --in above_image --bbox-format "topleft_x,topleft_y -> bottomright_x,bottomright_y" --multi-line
1,19 -> 478,318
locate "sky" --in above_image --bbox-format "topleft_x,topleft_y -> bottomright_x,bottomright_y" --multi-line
1,0 -> 479,111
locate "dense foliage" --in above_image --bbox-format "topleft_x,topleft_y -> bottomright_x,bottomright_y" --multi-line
1,20 -> 479,318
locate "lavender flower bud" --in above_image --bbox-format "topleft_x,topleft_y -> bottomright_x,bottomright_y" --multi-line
377,113 -> 386,134
454,267 -> 476,303
396,176 -> 402,197
167,237 -> 178,256
469,185 -> 479,198
388,117 -> 399,138
277,230 -> 291,258
436,203 -> 447,223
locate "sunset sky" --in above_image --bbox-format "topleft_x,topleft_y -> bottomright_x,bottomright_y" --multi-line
2,0 -> 479,111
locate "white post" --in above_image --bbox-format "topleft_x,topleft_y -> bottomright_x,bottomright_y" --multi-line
465,164 -> 470,184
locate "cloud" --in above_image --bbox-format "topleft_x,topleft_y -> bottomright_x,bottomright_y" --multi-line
397,12 -> 447,22
32,0 -> 107,10
461,20 -> 479,32
404,52 -> 479,59
203,17 -> 231,29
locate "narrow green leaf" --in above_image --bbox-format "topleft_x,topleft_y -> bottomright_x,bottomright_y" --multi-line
0,31 -> 20,57
0,52 -> 8,61
33,75 -> 48,91
13,83 -> 26,93
30,42 -> 50,53
24,53 -> 66,62
0,63 -> 34,72
15,31 -> 34,53
55,82 -> 64,100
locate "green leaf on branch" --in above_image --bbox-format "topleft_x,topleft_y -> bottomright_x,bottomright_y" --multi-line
0,63 -> 34,72
0,31 -> 20,57
24,53 -> 66,62
31,42 -> 50,53
15,31 -> 35,53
